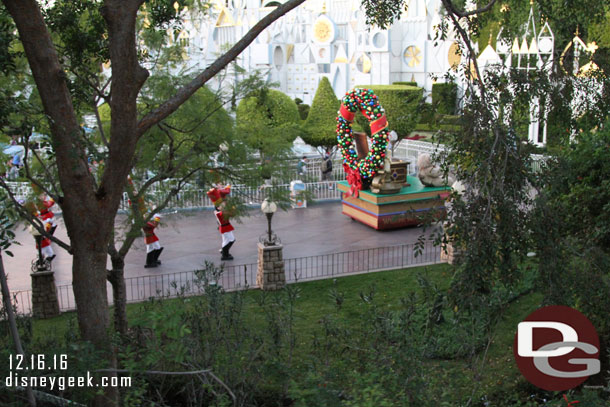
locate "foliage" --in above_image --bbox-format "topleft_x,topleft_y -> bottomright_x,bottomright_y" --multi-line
236,88 -> 301,179
360,0 -> 404,29
294,97 -> 310,121
0,190 -> 17,256
530,127 -> 610,373
393,81 -> 418,87
432,82 -> 457,115
476,0 -> 610,71
135,78 -> 234,177
237,88 -> 300,130
13,263 -> 603,406
540,128 -> 610,250
353,84 -> 422,139
301,77 -> 340,149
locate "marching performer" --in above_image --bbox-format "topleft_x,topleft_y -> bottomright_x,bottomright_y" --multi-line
207,185 -> 235,261
143,214 -> 163,268
38,196 -> 57,235
29,216 -> 56,269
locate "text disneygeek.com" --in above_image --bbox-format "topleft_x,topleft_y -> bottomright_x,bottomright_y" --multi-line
5,354 -> 131,391
5,372 -> 131,391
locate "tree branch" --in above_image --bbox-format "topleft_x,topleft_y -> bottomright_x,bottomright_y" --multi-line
21,136 -> 57,199
440,0 -> 488,99
442,0 -> 499,18
0,179 -> 72,253
93,101 -> 110,149
118,166 -> 200,258
136,0 -> 306,135
2,0 -> 95,200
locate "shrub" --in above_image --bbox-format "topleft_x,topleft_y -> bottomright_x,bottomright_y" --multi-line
432,82 -> 457,115
301,77 -> 340,149
236,88 -> 300,130
392,81 -> 418,87
353,84 -> 423,138
294,97 -> 310,121
236,88 -> 301,159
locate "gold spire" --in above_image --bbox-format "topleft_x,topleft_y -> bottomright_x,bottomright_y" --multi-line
488,32 -> 493,45
322,1 -> 326,14
529,0 -> 534,5
575,26 -> 580,36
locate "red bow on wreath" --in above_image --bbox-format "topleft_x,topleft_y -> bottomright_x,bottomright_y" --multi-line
344,164 -> 363,198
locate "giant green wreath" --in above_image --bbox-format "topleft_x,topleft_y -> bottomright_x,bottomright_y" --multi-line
336,88 -> 389,197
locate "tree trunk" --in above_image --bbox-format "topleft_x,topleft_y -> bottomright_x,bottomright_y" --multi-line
71,236 -> 119,406
108,256 -> 128,337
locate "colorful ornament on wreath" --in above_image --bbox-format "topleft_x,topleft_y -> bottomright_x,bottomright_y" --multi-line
336,88 -> 389,197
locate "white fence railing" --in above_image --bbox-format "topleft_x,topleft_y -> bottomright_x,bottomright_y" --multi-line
4,143 -> 549,212
119,181 -> 343,212
3,181 -> 32,202
392,139 -> 548,174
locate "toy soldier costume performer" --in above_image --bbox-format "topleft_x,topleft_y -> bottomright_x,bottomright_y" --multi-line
38,197 -> 57,235
143,214 -> 163,268
29,214 -> 55,265
207,185 -> 235,261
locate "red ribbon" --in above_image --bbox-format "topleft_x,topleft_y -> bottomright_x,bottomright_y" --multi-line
339,103 -> 355,122
370,114 -> 388,135
344,164 -> 363,198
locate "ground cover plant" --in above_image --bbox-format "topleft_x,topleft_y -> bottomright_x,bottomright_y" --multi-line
4,262 -> 607,406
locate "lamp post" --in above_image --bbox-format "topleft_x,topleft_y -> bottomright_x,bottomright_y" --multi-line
257,199 -> 285,290
260,199 -> 278,246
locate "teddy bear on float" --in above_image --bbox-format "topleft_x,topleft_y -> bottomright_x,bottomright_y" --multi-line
417,153 -> 456,187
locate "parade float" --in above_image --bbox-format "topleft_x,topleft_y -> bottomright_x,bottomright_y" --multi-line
336,88 -> 451,230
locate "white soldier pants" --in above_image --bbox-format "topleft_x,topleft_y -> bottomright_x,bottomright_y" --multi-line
146,241 -> 161,253
41,245 -> 54,259
221,231 -> 235,248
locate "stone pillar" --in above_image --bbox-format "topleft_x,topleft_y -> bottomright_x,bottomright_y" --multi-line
31,271 -> 60,318
257,243 -> 286,290
441,242 -> 463,265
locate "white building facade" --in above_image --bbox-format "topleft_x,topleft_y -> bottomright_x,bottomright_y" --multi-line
177,0 -> 464,103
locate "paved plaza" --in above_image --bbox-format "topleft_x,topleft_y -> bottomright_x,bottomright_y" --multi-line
5,202 -> 439,292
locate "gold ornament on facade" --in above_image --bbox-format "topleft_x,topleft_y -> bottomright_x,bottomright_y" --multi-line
356,54 -> 372,73
314,20 -> 332,43
448,42 -> 461,71
404,46 -> 422,67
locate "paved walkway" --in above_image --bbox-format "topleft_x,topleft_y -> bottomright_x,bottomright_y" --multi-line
6,202 -> 438,292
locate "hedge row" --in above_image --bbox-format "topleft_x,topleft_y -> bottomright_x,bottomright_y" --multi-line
354,84 -> 423,139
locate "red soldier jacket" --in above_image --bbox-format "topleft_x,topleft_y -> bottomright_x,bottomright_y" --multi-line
143,222 -> 159,244
36,237 -> 51,249
214,210 -> 234,234
39,199 -> 55,221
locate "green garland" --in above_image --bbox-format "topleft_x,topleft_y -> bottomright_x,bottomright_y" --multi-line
336,88 -> 389,182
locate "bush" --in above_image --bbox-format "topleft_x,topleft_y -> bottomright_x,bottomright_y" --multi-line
353,84 -> 423,138
236,88 -> 300,129
296,103 -> 310,121
531,125 -> 610,385
393,81 -> 418,87
301,77 -> 340,149
236,88 -> 301,160
432,82 -> 457,115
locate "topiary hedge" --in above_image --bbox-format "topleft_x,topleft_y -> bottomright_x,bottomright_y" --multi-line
301,77 -> 340,148
236,88 -> 301,156
353,84 -> 423,138
294,98 -> 310,121
236,88 -> 300,129
432,82 -> 457,115
393,81 -> 418,87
